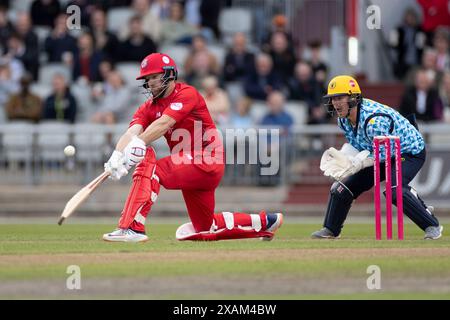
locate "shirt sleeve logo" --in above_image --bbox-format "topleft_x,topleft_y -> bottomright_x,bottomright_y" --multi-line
170,102 -> 183,111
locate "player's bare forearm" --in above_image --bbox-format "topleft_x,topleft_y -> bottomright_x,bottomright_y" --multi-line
138,115 -> 176,144
115,124 -> 144,151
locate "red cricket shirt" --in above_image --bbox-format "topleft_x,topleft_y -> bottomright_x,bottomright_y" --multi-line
130,82 -> 224,170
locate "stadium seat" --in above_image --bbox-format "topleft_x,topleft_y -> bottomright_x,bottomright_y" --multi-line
208,44 -> 226,69
36,121 -> 71,161
30,83 -> 52,100
11,0 -> 33,12
249,101 -> 267,124
2,122 -> 34,162
285,101 -> 308,125
116,62 -> 140,87
71,83 -> 95,122
107,8 -> 134,34
39,63 -> 72,86
34,26 -> 51,47
225,82 -> 244,106
159,44 -> 190,78
73,124 -> 109,162
112,124 -> 129,144
219,8 -> 253,44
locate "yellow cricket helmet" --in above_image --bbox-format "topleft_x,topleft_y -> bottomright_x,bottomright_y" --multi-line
323,75 -> 362,117
324,75 -> 361,98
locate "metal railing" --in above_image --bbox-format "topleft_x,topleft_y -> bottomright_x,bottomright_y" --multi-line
1,122 -> 450,187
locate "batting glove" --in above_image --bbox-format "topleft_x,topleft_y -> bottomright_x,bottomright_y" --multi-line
104,150 -> 128,181
123,136 -> 147,170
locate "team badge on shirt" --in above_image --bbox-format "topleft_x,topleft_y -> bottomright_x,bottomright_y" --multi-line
170,102 -> 183,111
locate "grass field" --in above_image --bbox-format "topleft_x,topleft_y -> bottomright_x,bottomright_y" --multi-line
1,222 -> 450,299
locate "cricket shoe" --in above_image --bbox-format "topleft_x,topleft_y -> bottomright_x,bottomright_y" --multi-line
424,225 -> 443,240
103,228 -> 149,242
261,213 -> 283,241
311,227 -> 340,239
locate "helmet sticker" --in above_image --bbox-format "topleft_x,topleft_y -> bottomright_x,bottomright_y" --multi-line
349,80 -> 356,87
141,59 -> 147,68
162,56 -> 170,64
330,81 -> 336,89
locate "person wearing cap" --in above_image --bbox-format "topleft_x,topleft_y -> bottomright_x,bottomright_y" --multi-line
102,53 -> 283,242
311,75 -> 443,240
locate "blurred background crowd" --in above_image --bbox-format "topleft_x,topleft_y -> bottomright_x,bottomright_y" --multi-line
0,0 -> 449,132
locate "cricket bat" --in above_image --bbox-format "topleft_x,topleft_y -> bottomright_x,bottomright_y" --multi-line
57,171 -> 110,225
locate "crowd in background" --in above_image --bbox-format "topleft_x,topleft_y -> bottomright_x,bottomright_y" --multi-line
0,0 -> 449,133
390,1 -> 450,123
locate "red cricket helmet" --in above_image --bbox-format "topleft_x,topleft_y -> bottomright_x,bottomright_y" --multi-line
136,53 -> 178,81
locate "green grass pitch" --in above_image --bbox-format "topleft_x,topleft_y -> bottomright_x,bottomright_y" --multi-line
0,223 -> 449,299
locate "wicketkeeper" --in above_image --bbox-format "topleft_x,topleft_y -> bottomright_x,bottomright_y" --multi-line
102,53 -> 283,242
312,75 -> 443,240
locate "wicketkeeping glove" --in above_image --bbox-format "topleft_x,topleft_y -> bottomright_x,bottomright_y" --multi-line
333,150 -> 374,181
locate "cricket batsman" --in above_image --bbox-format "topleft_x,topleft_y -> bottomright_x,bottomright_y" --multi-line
311,75 -> 443,240
102,53 -> 283,242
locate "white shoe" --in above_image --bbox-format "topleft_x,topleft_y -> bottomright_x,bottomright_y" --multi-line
424,225 -> 443,240
102,228 -> 149,242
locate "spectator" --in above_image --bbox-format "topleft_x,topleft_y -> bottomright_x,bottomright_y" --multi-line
200,75 -> 230,125
91,60 -> 115,111
30,0 -> 61,27
230,96 -> 254,129
14,12 -> 39,80
89,8 -> 120,63
405,48 -> 439,86
120,0 -> 161,43
91,71 -> 131,124
0,6 -> 13,54
150,0 -> 171,20
119,15 -> 157,62
261,14 -> 294,53
259,91 -> 293,186
260,91 -> 293,130
433,28 -> 450,73
307,104 -> 330,125
199,0 -> 222,40
265,31 -> 296,80
0,58 -> 21,122
42,73 -> 77,123
185,0 -> 201,27
389,8 -> 426,80
44,14 -> 78,63
97,59 -> 114,83
223,32 -> 255,82
159,1 -> 198,45
306,40 -> 328,90
439,71 -> 450,122
399,68 -> 443,122
5,33 -> 39,82
73,32 -> 103,83
0,54 -> 24,83
288,62 -> 322,106
5,74 -> 41,122
243,53 -> 283,101
184,34 -> 219,87
417,0 -> 450,44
